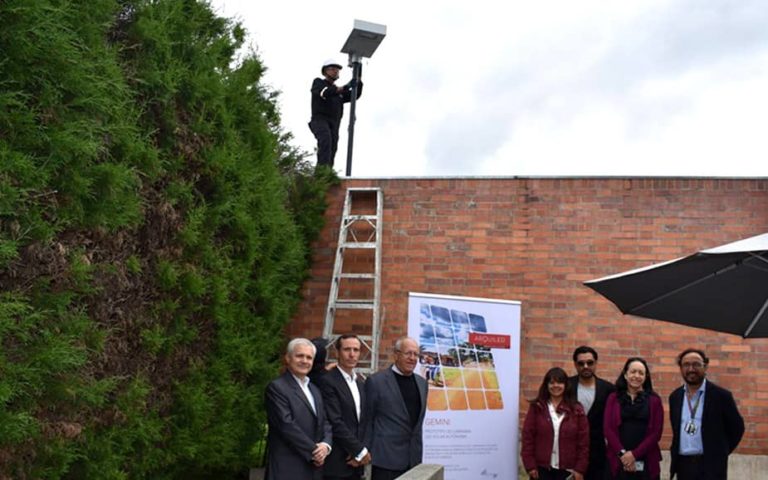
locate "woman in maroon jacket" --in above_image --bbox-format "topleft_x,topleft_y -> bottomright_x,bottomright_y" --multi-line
522,367 -> 589,480
603,357 -> 663,479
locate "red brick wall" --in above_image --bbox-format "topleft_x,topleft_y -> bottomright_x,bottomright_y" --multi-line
289,177 -> 768,454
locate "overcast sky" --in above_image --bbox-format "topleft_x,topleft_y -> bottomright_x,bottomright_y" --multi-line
210,0 -> 767,178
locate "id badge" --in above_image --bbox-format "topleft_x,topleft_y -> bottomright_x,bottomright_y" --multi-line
635,460 -> 645,472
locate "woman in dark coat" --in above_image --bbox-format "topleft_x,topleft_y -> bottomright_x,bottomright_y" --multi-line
522,367 -> 590,480
603,357 -> 663,479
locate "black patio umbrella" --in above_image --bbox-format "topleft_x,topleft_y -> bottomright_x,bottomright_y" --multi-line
584,233 -> 768,338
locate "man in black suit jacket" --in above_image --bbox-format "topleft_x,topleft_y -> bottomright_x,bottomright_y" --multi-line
669,348 -> 744,480
568,345 -> 615,480
365,337 -> 428,480
319,334 -> 371,480
265,338 -> 333,480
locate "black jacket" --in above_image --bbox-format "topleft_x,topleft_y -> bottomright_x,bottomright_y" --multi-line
669,380 -> 744,479
568,375 -> 615,472
318,367 -> 367,478
310,77 -> 362,122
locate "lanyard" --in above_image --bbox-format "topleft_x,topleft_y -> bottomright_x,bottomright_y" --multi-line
686,388 -> 703,419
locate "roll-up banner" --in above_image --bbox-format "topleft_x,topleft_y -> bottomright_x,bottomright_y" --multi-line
408,292 -> 522,480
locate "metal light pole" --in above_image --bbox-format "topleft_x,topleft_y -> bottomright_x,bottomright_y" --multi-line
341,20 -> 386,177
345,57 -> 362,177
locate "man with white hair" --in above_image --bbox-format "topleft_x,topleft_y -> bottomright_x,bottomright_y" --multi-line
265,338 -> 333,480
364,337 -> 428,480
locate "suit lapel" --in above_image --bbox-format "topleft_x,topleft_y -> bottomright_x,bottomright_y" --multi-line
672,386 -> 684,427
575,376 -> 607,422
285,372 -> 318,417
356,375 -> 366,425
701,381 -> 714,426
385,368 -> 411,421
309,382 -> 323,419
333,367 -> 360,426
335,368 -> 356,410
596,377 -> 607,401
415,375 -> 427,426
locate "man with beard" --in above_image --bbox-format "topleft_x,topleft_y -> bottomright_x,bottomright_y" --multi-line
568,346 -> 615,480
669,348 -> 744,480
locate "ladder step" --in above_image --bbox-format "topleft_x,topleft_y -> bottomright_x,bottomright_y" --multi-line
341,242 -> 376,249
332,301 -> 375,309
325,187 -> 383,371
339,273 -> 375,279
345,214 -> 378,221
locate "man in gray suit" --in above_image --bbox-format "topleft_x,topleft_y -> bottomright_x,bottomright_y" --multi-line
364,337 -> 428,480
265,338 -> 333,480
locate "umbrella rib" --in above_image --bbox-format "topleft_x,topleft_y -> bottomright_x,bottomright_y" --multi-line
746,263 -> 768,274
629,263 -> 737,314
744,296 -> 768,338
748,252 -> 768,267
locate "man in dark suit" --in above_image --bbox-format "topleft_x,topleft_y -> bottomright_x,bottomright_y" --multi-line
669,348 -> 744,480
568,345 -> 615,480
319,334 -> 371,480
265,338 -> 333,480
364,337 -> 428,480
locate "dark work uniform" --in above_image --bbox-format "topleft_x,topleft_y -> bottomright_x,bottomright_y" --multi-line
309,77 -> 362,168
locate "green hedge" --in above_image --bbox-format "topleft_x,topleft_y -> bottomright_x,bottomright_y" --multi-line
0,0 -> 331,477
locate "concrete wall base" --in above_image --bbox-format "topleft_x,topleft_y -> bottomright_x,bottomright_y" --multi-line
249,463 -> 445,480
515,452 -> 768,479
396,464 -> 444,480
658,452 -> 768,480
252,454 -> 765,480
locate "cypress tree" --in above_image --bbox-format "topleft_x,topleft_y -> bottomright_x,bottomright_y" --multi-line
0,0 -> 332,477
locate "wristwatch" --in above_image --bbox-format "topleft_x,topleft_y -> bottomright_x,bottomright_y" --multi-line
618,449 -> 627,457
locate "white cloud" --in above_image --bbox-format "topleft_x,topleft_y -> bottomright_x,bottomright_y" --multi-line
211,0 -> 768,177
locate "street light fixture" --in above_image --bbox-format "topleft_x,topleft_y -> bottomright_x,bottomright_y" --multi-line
341,19 -> 386,176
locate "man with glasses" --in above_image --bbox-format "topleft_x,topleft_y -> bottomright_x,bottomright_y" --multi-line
669,348 -> 744,479
364,337 -> 428,480
568,346 -> 615,480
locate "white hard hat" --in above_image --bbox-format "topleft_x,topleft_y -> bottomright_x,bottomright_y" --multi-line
322,58 -> 343,74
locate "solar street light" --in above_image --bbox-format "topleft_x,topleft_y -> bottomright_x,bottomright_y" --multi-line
341,20 -> 386,176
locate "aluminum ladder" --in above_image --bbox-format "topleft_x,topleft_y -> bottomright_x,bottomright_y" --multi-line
322,187 -> 383,374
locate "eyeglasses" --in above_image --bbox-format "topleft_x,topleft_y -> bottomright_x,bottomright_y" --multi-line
396,350 -> 419,358
681,362 -> 705,370
577,360 -> 595,367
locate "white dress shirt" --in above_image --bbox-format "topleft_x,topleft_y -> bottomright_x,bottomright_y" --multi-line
291,373 -> 317,414
548,401 -> 565,469
291,373 -> 332,454
338,367 -> 368,461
